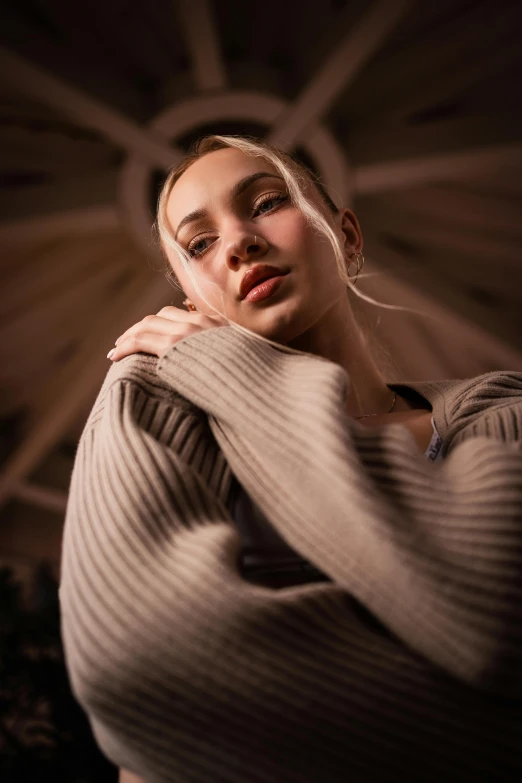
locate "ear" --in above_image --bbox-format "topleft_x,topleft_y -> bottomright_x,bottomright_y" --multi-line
339,208 -> 363,256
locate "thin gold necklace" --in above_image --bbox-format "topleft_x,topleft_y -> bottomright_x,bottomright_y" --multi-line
355,391 -> 397,420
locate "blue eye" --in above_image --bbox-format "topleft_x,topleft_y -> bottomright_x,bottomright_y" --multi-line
254,194 -> 288,216
186,193 -> 288,257
187,237 -> 210,257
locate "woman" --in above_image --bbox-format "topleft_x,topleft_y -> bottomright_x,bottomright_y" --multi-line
60,135 -> 522,783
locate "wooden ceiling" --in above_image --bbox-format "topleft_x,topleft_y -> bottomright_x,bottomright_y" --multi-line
1,0 -> 522,541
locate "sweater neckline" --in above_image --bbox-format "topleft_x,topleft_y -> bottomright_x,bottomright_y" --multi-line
386,380 -> 446,441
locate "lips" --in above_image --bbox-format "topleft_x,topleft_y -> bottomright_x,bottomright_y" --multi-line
240,265 -> 286,299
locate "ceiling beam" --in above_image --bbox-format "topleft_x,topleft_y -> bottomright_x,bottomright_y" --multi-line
361,187 -> 522,237
5,257 -> 130,357
0,170 -> 118,224
267,0 -> 411,149
363,256 -> 522,373
355,143 -> 522,194
357,201 -> 521,270
177,0 -> 227,91
0,264 -> 171,509
350,5 -> 522,128
363,232 -> 522,353
13,481 -> 68,514
374,46 -> 520,131
348,113 -> 520,166
0,204 -> 120,244
2,231 -> 130,323
0,49 -> 187,510
0,47 -> 182,170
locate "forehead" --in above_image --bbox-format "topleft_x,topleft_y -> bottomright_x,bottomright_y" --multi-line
166,147 -> 280,228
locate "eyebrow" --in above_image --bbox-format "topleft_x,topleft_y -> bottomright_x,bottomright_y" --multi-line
174,172 -> 285,241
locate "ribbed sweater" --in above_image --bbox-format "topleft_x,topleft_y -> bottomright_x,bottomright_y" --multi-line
59,326 -> 522,783
229,417 -> 443,590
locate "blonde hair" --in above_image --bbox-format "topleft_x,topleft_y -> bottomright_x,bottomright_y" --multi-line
155,134 -> 402,356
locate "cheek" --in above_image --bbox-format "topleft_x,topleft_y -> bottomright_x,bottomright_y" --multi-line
276,212 -> 331,266
167,247 -> 208,295
271,211 -> 314,253
166,253 -> 197,299
173,258 -> 223,308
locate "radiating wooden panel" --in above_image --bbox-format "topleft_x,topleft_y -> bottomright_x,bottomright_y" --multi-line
347,115 -> 522,166
0,230 -> 149,417
356,197 -> 521,294
353,260 -> 522,381
0,0 -> 521,515
358,187 -> 522,238
344,0 -> 522,126
0,204 -> 120,245
177,0 -> 227,91
361,231 -> 522,353
1,227 -> 125,323
0,169 -> 118,221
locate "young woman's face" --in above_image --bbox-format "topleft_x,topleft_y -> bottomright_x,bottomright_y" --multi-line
165,146 -> 361,344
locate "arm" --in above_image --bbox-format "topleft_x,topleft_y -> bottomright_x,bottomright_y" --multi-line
59,361 -> 233,773
156,326 -> 522,695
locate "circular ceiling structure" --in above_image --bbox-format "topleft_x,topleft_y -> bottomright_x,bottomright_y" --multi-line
118,90 -> 352,258
1,0 -> 522,524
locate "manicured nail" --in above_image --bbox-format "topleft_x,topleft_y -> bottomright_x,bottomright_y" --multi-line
107,349 -> 115,359
114,336 -> 121,345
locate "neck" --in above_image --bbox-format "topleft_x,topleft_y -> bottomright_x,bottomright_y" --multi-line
286,292 -> 399,419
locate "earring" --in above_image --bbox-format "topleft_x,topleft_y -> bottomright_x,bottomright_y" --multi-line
347,252 -> 364,286
183,298 -> 197,312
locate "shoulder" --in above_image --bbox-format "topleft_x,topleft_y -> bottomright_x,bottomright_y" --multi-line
84,352 -> 204,434
444,370 -> 522,418
395,371 -> 522,450
440,371 -> 522,449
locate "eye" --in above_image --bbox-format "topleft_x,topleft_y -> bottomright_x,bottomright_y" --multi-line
186,235 -> 213,258
185,193 -> 288,257
253,193 -> 288,217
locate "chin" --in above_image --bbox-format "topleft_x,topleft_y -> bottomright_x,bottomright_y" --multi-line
254,313 -> 304,346
240,286 -> 307,343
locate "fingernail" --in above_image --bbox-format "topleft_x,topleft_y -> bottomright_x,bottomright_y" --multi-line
107,349 -> 115,359
114,336 -> 121,345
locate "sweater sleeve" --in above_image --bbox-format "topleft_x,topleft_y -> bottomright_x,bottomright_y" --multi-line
156,326 -> 522,696
59,363 -> 235,772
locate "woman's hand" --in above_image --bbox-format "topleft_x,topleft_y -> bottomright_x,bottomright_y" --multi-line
107,306 -> 228,362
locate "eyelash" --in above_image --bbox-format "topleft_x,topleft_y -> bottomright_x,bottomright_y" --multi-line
186,192 -> 289,258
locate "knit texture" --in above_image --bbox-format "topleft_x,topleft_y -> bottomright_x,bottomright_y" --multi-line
60,326 -> 522,782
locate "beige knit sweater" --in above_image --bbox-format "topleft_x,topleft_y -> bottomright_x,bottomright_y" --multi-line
60,326 -> 522,783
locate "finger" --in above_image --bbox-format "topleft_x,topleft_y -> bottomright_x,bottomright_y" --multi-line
156,305 -> 197,322
109,331 -> 181,361
115,313 -> 191,346
157,305 -> 226,324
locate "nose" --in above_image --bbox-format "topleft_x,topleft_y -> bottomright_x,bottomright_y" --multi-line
224,232 -> 268,268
